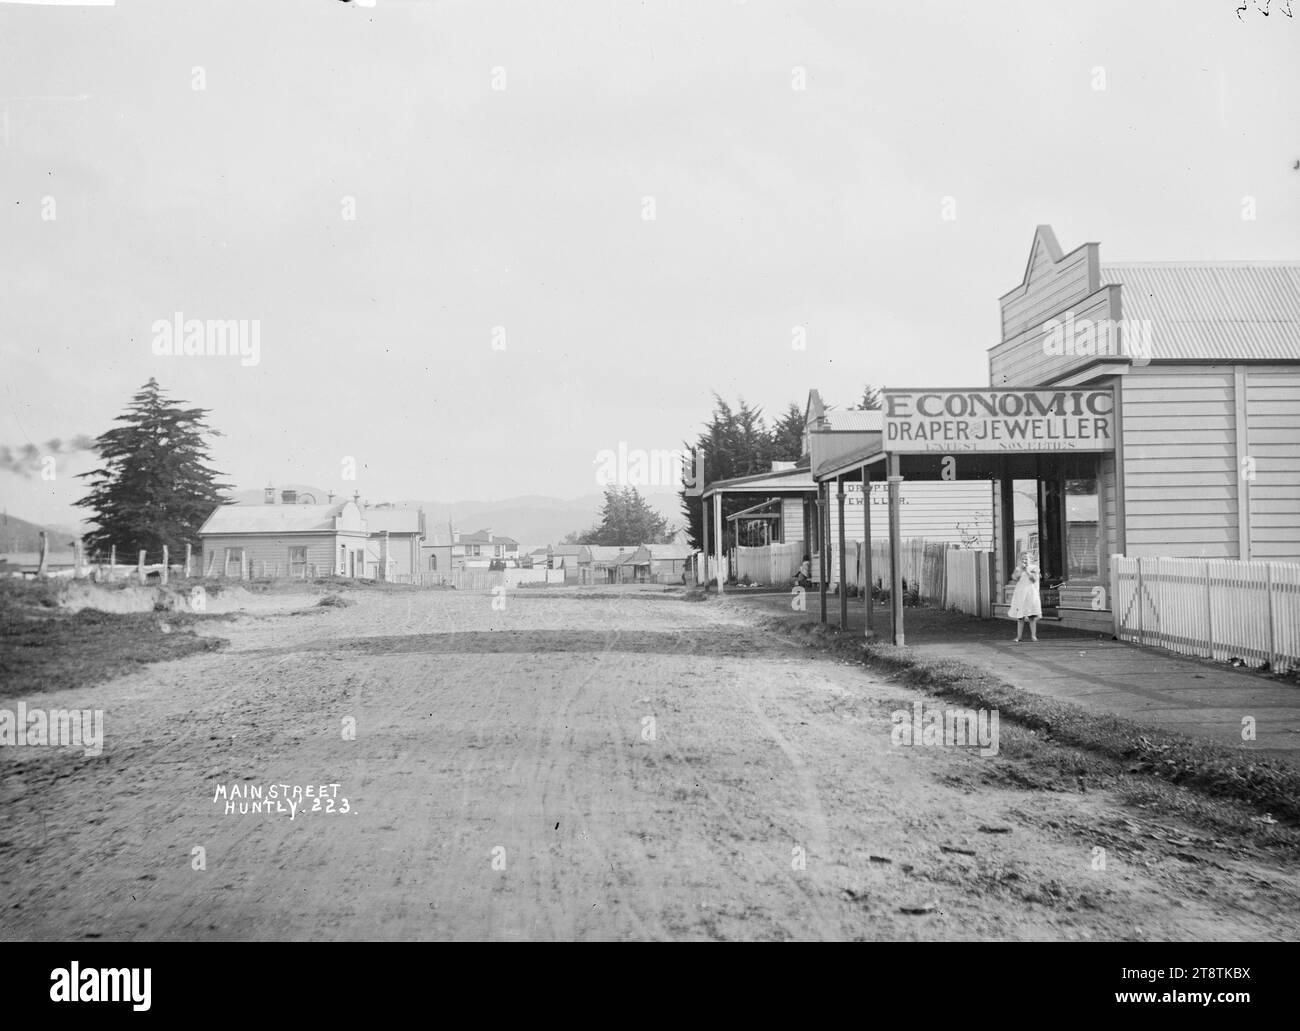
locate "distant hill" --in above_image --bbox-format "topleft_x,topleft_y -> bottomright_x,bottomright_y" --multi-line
0,512 -> 86,552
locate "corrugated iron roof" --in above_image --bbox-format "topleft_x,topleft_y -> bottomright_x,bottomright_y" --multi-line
459,529 -> 519,547
199,502 -> 355,535
1102,262 -> 1300,362
642,544 -> 693,560
585,545 -> 634,562
822,409 -> 884,432
703,465 -> 815,497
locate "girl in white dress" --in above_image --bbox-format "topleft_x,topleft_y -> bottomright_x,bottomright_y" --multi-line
1008,553 -> 1042,642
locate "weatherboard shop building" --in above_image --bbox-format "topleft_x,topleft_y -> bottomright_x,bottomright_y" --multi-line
729,226 -> 1300,647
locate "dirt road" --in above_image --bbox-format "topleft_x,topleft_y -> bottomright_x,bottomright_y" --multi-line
2,587 -> 1297,941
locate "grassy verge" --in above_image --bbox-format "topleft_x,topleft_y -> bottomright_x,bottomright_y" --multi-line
768,615 -> 1300,827
0,580 -> 229,698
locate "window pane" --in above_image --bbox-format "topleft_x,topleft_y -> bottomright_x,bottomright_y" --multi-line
1065,478 -> 1100,579
1010,480 -> 1039,573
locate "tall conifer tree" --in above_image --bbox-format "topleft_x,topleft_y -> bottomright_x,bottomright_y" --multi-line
76,378 -> 232,562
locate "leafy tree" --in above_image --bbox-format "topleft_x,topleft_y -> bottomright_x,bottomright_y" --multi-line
76,378 -> 232,563
572,486 -> 672,545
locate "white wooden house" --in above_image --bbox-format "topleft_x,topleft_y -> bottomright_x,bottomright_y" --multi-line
198,500 -> 370,578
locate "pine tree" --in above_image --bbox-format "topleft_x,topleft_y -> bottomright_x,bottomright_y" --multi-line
678,394 -> 807,550
853,383 -> 884,410
76,378 -> 232,563
770,402 -> 807,463
573,486 -> 671,545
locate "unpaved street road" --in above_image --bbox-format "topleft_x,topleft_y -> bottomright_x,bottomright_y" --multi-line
2,588 -> 1297,941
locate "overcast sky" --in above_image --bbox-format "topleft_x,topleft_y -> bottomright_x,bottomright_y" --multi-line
1,0 -> 1296,526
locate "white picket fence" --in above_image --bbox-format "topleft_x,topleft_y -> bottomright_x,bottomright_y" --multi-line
1112,556 -> 1300,673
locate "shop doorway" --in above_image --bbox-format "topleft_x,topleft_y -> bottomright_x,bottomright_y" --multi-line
1001,461 -> 1102,616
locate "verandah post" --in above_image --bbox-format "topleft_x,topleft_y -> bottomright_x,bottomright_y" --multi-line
702,494 -> 711,588
863,465 -> 873,635
888,454 -> 904,646
714,490 -> 724,596
817,480 -> 827,624
837,475 -> 848,629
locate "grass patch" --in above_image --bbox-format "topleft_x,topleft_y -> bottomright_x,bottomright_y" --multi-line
0,605 -> 229,699
317,594 -> 354,608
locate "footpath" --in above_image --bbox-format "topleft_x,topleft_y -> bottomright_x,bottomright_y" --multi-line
728,589 -> 1300,756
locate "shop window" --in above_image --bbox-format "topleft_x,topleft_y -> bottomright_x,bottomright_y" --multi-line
1010,480 -> 1040,576
1065,478 -> 1100,580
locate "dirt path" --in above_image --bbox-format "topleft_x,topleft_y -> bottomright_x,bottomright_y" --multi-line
2,589 -> 1297,941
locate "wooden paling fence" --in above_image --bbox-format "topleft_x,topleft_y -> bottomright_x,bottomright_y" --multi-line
943,548 -> 997,618
859,539 -> 950,603
734,541 -> 804,585
1112,556 -> 1300,673
746,538 -> 950,602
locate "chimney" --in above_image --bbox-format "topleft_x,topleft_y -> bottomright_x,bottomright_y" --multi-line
487,529 -> 493,543
327,490 -> 336,504
263,486 -> 276,505
281,489 -> 297,505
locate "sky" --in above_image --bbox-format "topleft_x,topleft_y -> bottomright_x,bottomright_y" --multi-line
1,0 -> 1296,527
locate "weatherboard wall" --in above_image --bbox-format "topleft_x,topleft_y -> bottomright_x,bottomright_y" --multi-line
200,532 -> 369,577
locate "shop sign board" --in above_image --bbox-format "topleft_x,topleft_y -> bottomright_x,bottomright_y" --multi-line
882,388 -> 1115,453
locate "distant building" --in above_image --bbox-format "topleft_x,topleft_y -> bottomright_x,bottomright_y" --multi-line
421,528 -> 455,575
363,506 -> 424,578
549,543 -> 586,583
457,529 -> 520,566
580,545 -> 635,584
630,543 -> 693,583
198,499 -> 370,577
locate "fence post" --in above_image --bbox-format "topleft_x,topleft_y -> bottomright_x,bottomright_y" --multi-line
161,545 -> 169,584
1205,562 -> 1214,661
185,543 -> 192,578
1135,558 -> 1144,645
138,550 -> 146,583
1266,563 -> 1278,671
1112,553 -> 1123,634
110,544 -> 116,582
